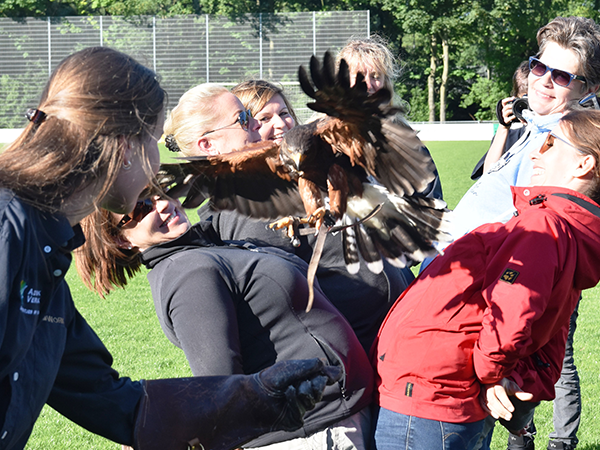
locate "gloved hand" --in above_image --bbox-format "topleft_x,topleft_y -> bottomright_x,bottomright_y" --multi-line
133,358 -> 341,450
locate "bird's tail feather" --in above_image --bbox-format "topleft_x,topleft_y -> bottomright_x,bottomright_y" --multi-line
342,184 -> 453,273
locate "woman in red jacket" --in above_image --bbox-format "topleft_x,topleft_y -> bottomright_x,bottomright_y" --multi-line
373,109 -> 600,450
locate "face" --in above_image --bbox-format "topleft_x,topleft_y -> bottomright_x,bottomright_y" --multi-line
118,197 -> 191,251
254,94 -> 296,144
198,92 -> 261,155
101,111 -> 164,214
527,42 -> 589,116
348,60 -> 385,95
529,123 -> 589,187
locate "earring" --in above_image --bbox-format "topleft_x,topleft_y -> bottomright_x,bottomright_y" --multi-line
123,160 -> 132,170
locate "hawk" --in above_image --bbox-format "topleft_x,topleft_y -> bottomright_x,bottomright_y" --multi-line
157,51 -> 452,308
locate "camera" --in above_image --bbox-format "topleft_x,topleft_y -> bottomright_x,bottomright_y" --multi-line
496,97 -> 530,126
512,97 -> 530,123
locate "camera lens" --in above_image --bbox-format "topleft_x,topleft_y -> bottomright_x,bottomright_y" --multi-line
513,97 -> 530,123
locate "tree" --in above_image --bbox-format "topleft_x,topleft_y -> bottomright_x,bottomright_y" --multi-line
378,0 -> 476,122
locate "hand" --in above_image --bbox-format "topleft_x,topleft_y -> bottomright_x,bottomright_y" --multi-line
258,358 -> 342,430
480,378 -> 534,424
498,97 -> 517,127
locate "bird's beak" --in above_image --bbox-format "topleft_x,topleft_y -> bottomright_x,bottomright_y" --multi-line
292,152 -> 304,170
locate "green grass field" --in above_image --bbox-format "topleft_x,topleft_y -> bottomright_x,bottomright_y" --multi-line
23,141 -> 600,449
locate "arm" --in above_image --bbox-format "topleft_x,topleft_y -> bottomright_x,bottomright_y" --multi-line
418,145 -> 444,200
483,126 -> 511,173
47,307 -> 142,445
473,214 -> 566,389
150,253 -> 244,376
471,97 -> 517,180
481,378 -> 534,422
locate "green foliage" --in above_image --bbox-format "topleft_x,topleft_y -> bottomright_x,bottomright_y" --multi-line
4,1 -> 600,125
460,76 -> 508,121
401,86 -> 430,122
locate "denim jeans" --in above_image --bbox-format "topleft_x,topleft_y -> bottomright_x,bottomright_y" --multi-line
549,302 -> 581,446
374,407 -> 485,450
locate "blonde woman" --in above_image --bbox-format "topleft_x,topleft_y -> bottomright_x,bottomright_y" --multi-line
232,80 -> 298,144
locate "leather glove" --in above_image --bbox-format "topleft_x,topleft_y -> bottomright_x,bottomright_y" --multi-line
133,358 -> 341,450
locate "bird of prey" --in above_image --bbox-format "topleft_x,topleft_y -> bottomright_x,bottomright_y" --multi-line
157,51 -> 452,308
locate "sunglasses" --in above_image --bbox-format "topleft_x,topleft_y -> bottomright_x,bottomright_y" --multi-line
539,132 -> 584,155
201,109 -> 252,136
117,198 -> 154,228
529,57 -> 587,87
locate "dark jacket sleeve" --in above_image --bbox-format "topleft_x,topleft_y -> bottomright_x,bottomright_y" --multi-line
418,145 -> 444,200
148,252 -> 245,376
46,308 -> 143,446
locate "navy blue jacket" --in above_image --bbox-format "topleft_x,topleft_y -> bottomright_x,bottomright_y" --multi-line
0,190 -> 142,449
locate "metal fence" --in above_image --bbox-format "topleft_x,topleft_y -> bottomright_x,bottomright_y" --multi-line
0,11 -> 369,127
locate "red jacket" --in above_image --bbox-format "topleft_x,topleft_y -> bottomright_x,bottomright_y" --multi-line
374,186 -> 600,423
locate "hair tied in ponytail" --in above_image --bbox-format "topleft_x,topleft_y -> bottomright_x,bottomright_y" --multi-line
164,134 -> 181,152
25,108 -> 47,125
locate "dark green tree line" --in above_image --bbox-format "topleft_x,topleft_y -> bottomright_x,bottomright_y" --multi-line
1,0 -> 600,121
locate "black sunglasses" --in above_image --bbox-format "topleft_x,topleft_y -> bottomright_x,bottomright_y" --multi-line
529,57 -> 587,87
117,198 -> 154,228
201,109 -> 252,136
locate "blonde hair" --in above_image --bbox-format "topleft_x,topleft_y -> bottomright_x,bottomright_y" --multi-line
232,80 -> 299,125
163,83 -> 230,155
0,47 -> 165,214
337,34 -> 399,96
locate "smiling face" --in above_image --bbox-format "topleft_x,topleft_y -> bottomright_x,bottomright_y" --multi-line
255,94 -> 296,144
527,42 -> 589,116
117,197 -> 191,251
529,123 -> 590,188
196,92 -> 261,155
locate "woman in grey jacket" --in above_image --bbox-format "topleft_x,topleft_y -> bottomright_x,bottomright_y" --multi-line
77,197 -> 375,450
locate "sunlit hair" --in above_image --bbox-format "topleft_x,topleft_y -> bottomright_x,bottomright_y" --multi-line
537,16 -> 600,88
337,34 -> 399,96
512,60 -> 530,97
163,83 -> 230,156
560,109 -> 600,204
75,209 -> 142,298
0,46 -> 165,214
232,80 -> 299,125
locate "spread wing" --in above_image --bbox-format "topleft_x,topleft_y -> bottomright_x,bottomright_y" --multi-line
299,51 -> 434,197
157,142 -> 305,218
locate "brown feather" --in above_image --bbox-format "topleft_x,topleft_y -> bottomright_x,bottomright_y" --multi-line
326,163 -> 348,219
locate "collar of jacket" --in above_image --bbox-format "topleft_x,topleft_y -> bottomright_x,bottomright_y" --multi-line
511,185 -> 600,214
140,219 -> 225,269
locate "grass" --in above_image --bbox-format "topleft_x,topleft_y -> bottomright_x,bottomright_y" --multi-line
23,140 -> 600,449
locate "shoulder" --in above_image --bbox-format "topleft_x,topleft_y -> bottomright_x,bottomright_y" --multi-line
0,190 -> 32,237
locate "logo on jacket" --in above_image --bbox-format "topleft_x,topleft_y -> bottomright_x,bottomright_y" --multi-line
500,269 -> 519,284
20,280 -> 41,315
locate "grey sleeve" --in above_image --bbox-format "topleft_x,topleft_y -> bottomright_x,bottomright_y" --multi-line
151,256 -> 244,377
